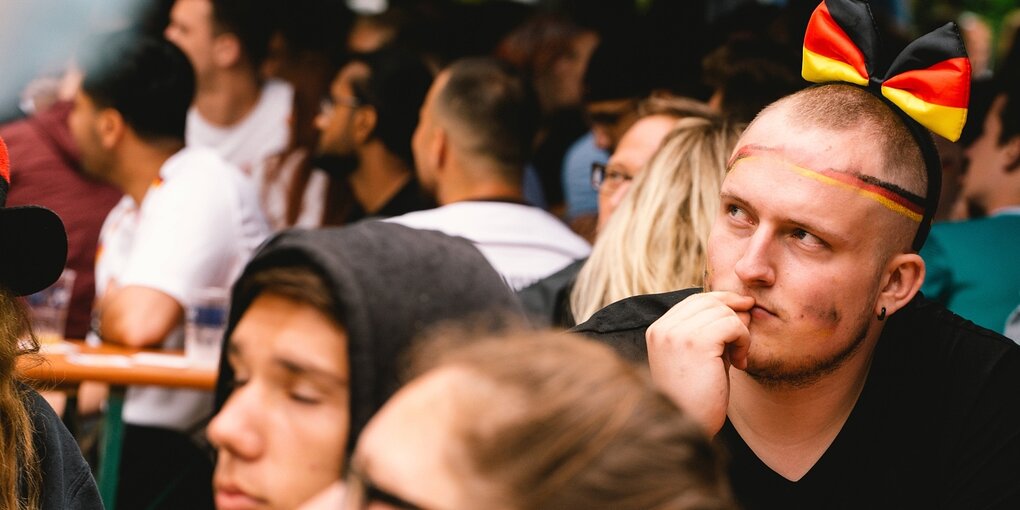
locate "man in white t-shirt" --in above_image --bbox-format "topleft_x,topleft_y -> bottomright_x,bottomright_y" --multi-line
165,0 -> 292,185
70,33 -> 269,509
388,59 -> 590,290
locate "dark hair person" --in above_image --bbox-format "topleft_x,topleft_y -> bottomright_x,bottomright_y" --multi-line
210,221 -> 524,509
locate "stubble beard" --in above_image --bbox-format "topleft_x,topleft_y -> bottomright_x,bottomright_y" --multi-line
704,272 -> 874,390
743,306 -> 872,390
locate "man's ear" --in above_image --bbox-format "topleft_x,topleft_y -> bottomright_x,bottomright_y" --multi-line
1004,134 -> 1020,173
877,253 -> 925,317
434,127 -> 449,174
212,33 -> 242,68
422,125 -> 449,177
352,106 -> 377,145
97,108 -> 125,149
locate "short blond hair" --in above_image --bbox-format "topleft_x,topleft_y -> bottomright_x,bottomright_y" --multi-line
761,84 -> 927,197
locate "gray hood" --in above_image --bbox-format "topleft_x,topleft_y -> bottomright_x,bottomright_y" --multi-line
213,220 -> 524,454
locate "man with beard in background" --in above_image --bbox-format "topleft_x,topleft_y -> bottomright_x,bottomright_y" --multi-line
313,47 -> 435,226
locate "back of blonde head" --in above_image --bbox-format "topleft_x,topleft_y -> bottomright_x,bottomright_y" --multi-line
571,117 -> 744,323
407,330 -> 735,510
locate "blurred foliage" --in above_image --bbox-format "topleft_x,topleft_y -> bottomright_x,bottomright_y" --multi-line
913,0 -> 1016,33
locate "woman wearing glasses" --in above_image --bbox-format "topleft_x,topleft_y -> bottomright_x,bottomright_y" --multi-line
517,97 -> 716,327
570,117 -> 743,324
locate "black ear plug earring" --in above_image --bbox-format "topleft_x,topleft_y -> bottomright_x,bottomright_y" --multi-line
877,307 -> 887,321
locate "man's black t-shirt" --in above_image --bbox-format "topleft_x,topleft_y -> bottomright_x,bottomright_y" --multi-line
336,177 -> 435,226
572,290 -> 1020,509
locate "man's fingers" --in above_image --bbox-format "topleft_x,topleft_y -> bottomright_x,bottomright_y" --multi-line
657,291 -> 754,326
703,291 -> 756,311
649,304 -> 751,363
724,315 -> 751,370
736,310 -> 751,327
650,304 -> 739,346
645,294 -> 752,438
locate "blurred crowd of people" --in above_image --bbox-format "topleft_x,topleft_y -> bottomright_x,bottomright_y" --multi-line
0,0 -> 1017,508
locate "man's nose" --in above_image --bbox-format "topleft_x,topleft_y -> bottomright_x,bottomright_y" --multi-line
207,384 -> 265,460
733,230 -> 776,287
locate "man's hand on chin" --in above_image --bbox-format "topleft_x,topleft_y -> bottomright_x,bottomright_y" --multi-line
646,291 -> 754,436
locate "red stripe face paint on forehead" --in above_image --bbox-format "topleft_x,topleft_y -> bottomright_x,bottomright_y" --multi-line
727,145 -> 924,223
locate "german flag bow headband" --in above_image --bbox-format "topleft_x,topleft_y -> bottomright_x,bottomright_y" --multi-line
802,0 -> 972,251
803,0 -> 970,142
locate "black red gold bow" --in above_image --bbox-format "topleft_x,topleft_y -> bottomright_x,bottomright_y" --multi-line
802,0 -> 970,142
800,0 -> 972,251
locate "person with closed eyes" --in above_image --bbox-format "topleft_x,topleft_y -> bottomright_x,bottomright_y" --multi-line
209,221 -> 524,510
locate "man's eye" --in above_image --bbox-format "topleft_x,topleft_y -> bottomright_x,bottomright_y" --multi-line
288,381 -> 325,405
792,228 -> 826,247
726,204 -> 748,219
289,391 -> 322,405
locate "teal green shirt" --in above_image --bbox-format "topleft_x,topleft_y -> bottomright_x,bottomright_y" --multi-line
920,212 -> 1020,333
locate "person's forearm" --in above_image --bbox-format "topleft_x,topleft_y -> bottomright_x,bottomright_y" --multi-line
99,286 -> 183,347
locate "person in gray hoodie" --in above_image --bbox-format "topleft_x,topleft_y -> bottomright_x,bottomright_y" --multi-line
208,220 -> 523,509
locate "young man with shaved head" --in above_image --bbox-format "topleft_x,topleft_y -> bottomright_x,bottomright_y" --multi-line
574,82 -> 1020,508
388,58 -> 590,291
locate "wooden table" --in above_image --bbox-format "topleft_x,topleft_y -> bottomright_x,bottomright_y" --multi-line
18,340 -> 217,390
17,340 -> 218,510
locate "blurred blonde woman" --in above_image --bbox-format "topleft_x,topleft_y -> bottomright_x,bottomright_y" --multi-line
571,117 -> 743,323
341,330 -> 735,510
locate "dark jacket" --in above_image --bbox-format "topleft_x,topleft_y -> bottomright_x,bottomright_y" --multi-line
571,289 -> 1020,509
515,257 -> 585,328
22,386 -> 103,509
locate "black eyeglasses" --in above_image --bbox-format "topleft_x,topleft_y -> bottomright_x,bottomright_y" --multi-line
344,466 -> 428,510
319,96 -> 362,118
590,162 -> 634,194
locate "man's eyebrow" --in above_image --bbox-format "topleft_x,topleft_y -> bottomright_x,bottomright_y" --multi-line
787,217 -> 849,245
275,357 -> 350,387
719,190 -> 754,210
720,190 -> 847,244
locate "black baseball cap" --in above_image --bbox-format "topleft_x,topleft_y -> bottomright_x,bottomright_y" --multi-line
0,136 -> 67,296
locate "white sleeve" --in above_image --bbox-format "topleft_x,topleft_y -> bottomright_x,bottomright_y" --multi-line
119,175 -> 239,305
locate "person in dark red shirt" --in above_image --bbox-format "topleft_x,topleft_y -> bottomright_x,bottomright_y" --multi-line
0,100 -> 121,339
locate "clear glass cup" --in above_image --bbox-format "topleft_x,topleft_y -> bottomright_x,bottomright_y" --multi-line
185,287 -> 230,370
25,268 -> 77,347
